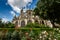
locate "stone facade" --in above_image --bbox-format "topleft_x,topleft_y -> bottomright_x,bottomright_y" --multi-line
12,9 -> 53,28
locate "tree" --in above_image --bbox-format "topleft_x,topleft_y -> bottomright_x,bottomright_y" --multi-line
3,22 -> 15,28
6,22 -> 15,28
0,18 -> 2,23
0,18 -> 4,28
34,0 -> 60,27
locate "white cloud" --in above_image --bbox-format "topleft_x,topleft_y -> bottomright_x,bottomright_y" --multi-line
2,17 -> 8,23
8,0 -> 32,13
23,9 -> 27,12
13,6 -> 21,13
10,11 -> 16,16
24,0 -> 32,3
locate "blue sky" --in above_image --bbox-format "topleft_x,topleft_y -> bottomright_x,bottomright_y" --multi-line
0,0 -> 38,22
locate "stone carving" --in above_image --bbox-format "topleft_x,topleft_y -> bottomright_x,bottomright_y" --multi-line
12,9 -> 53,28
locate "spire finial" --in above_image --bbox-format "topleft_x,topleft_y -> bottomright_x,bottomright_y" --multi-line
21,8 -> 23,13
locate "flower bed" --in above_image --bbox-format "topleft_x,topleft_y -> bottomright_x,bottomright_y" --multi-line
0,28 -> 59,40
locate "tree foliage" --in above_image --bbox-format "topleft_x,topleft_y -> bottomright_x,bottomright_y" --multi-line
34,0 -> 60,27
0,18 -> 15,28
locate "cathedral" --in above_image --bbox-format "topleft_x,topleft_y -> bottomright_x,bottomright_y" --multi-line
12,9 -> 53,28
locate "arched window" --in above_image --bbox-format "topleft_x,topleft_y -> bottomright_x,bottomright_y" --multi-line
21,20 -> 25,27
42,21 -> 44,24
35,20 -> 38,24
28,20 -> 32,24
